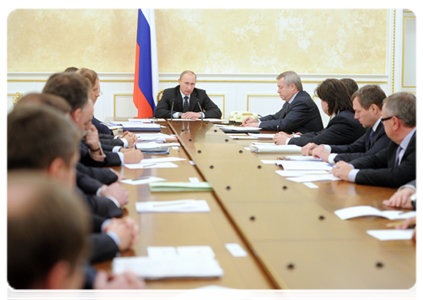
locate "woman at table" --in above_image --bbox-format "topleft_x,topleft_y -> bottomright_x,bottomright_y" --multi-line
273,78 -> 365,147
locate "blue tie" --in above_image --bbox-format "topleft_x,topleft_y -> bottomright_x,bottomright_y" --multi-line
369,129 -> 374,143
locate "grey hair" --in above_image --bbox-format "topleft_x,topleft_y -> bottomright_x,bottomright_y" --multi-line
383,92 -> 416,127
276,71 -> 303,91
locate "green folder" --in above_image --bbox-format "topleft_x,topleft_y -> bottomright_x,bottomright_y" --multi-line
149,182 -> 213,192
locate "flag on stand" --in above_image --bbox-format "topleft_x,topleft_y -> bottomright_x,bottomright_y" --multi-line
133,9 -> 158,118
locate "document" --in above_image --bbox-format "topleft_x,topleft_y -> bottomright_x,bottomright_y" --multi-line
277,161 -> 333,171
275,170 -> 330,177
366,229 -> 414,241
136,200 -> 210,213
228,135 -> 257,140
147,246 -> 216,258
250,144 -> 302,153
124,162 -> 178,169
334,206 -> 416,220
284,156 -> 322,161
149,182 -> 213,192
121,176 -> 166,186
112,256 -> 224,279
248,133 -> 275,139
287,174 -> 341,182
225,243 -> 248,257
170,285 -> 255,300
136,142 -> 181,150
128,118 -> 166,122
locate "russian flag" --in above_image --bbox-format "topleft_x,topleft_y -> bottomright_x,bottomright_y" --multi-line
133,9 -> 158,118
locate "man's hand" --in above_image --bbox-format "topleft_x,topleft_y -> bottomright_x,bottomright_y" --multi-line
103,217 -> 138,251
119,131 -> 138,148
241,117 -> 259,127
85,124 -> 100,151
122,149 -> 143,164
332,161 -> 353,181
273,132 -> 293,145
93,270 -> 145,289
383,187 -> 415,209
301,143 -> 318,156
182,112 -> 201,120
311,145 -> 330,162
99,182 -> 129,207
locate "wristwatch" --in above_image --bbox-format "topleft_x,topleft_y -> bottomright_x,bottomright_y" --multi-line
410,193 -> 416,203
90,141 -> 101,152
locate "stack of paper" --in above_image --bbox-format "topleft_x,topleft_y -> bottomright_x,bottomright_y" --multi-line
250,144 -> 302,153
334,206 -> 416,220
248,133 -> 275,139
120,176 -> 166,186
124,157 -> 186,169
112,255 -> 224,279
366,229 -> 414,241
286,174 -> 341,183
136,200 -> 210,213
218,125 -> 261,133
149,182 -> 213,192
109,121 -> 161,131
136,133 -> 176,143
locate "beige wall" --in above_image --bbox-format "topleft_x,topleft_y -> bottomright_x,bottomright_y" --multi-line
7,9 -> 387,74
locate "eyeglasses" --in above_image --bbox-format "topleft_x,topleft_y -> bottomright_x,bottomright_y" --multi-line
381,115 -> 402,123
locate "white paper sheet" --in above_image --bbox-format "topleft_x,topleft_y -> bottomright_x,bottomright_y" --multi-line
284,156 -> 322,161
277,161 -> 333,170
124,162 -> 179,169
334,206 -> 416,220
366,229 -> 414,241
170,285 -> 255,300
250,144 -> 302,153
136,200 -> 210,213
286,174 -> 341,182
275,170 -> 330,177
120,176 -> 166,185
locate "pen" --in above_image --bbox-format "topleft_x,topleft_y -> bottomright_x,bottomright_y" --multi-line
142,163 -> 157,168
386,220 -> 416,228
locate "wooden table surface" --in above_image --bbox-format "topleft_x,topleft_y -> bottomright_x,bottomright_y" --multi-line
94,120 -> 415,290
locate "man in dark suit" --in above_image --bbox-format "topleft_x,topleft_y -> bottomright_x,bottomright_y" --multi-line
154,70 -> 222,119
302,85 -> 391,164
242,71 -> 323,133
332,92 -> 416,188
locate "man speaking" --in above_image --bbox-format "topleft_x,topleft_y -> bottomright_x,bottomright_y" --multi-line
154,70 -> 222,120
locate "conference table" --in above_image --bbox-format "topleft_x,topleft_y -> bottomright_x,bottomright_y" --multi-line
94,120 -> 416,290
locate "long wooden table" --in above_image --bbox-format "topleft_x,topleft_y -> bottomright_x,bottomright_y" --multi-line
95,120 -> 415,290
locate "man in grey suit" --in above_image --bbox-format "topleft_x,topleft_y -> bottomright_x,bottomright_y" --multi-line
332,92 -> 416,188
242,71 -> 323,133
302,85 -> 391,164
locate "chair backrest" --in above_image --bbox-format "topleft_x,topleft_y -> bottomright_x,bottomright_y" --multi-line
156,90 -> 164,102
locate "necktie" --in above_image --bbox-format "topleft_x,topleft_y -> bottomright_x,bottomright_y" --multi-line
369,129 -> 374,143
282,102 -> 290,118
395,146 -> 403,167
183,96 -> 189,113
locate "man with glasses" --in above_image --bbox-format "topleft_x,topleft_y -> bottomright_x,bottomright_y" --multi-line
332,92 -> 416,188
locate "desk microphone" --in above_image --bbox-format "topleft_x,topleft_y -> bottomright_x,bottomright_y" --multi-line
196,99 -> 203,121
170,98 -> 175,121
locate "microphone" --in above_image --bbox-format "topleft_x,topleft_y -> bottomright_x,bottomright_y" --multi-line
196,98 -> 203,121
170,98 -> 175,121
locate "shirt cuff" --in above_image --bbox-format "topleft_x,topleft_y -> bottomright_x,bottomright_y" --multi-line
106,231 -> 120,247
120,138 -> 128,148
117,152 -> 124,165
285,138 -> 291,145
323,145 -> 331,152
106,195 -> 120,208
399,184 -> 416,192
328,154 -> 337,165
348,168 -> 359,183
112,146 -> 122,153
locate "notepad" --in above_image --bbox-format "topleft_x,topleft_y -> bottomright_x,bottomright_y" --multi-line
149,182 -> 213,192
136,200 -> 210,213
334,206 -> 416,220
112,256 -> 224,279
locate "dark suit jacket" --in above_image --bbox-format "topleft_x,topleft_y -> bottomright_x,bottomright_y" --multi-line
331,122 -> 391,163
92,117 -> 114,136
259,91 -> 323,133
76,162 -> 118,186
288,110 -> 366,147
154,86 -> 222,119
79,141 -> 122,168
350,131 -> 416,188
